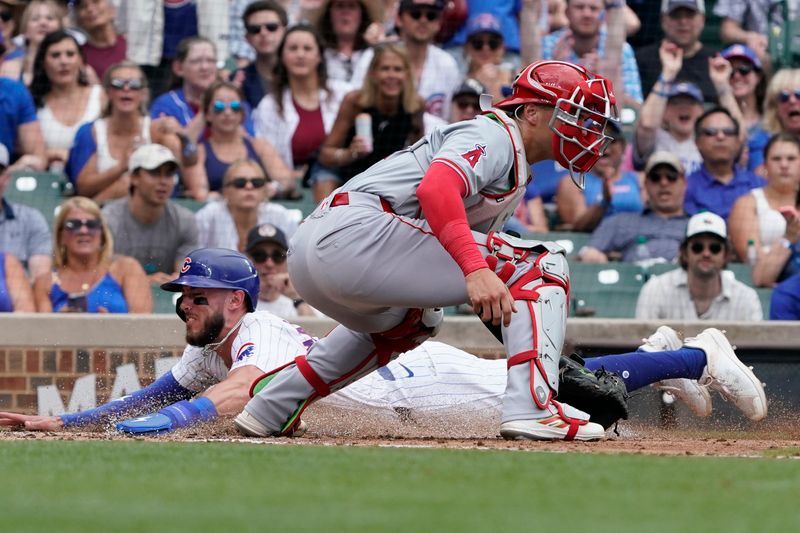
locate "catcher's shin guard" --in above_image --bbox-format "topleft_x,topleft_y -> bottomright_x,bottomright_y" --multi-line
497,244 -> 595,439
243,308 -> 443,436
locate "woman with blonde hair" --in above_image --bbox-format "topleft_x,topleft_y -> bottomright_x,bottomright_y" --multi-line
316,43 -> 424,201
195,159 -> 299,251
32,196 -> 152,313
0,0 -> 62,84
749,68 -> 800,174
67,61 -> 205,201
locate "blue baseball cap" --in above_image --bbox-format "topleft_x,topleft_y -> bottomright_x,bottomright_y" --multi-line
721,44 -> 762,70
465,12 -> 502,39
667,81 -> 704,104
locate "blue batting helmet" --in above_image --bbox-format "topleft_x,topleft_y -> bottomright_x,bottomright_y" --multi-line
161,248 -> 259,312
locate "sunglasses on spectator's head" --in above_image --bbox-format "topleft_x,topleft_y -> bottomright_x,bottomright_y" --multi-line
213,100 -> 242,113
689,241 -> 724,255
778,89 -> 800,103
468,36 -> 502,51
0,10 -> 12,22
729,64 -> 755,78
225,177 -> 267,189
646,171 -> 680,184
63,219 -> 102,232
407,8 -> 440,21
109,78 -> 144,91
699,126 -> 737,138
246,22 -> 282,35
250,249 -> 287,264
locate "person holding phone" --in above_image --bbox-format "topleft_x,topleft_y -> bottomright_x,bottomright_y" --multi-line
729,133 -> 800,286
32,196 -> 152,313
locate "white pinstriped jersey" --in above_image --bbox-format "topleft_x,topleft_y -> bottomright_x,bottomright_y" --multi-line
169,311 -> 506,414
171,311 -> 315,392
340,110 -> 531,234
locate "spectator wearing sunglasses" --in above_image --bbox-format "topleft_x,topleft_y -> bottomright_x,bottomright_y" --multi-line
635,211 -> 762,320
317,44 -> 424,202
102,144 -> 199,285
449,77 -> 483,122
234,1 -> 288,109
29,30 -> 103,171
684,107 -> 765,220
749,69 -> 800,175
196,159 -> 299,252
719,44 -> 767,172
196,81 -> 294,197
350,0 -> 461,121
33,196 -> 152,313
0,1 -> 22,62
460,13 -> 513,102
0,143 -> 52,279
67,61 -> 205,202
73,0 -> 126,81
579,151 -> 690,264
245,222 -> 317,318
313,0 -> 384,86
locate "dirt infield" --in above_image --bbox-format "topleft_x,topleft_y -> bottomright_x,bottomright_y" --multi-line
2,405 -> 800,458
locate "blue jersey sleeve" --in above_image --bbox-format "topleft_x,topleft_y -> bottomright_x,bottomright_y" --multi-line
60,370 -> 194,427
65,122 -> 97,186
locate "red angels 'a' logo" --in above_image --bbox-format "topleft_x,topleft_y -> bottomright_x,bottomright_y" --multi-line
180,257 -> 192,273
461,144 -> 486,168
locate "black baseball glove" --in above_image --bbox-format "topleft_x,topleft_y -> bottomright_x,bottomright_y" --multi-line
557,354 -> 629,430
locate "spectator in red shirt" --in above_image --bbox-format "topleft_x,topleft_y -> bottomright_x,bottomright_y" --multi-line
74,0 -> 126,80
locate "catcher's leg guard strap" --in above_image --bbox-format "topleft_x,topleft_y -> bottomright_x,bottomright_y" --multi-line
295,355 -> 331,397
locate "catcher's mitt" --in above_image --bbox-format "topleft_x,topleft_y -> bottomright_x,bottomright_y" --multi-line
557,354 -> 629,430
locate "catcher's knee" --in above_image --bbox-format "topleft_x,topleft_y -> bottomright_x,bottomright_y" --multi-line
371,307 -> 443,366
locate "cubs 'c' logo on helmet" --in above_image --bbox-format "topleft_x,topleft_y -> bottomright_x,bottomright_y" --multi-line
495,60 -> 619,190
180,257 -> 192,273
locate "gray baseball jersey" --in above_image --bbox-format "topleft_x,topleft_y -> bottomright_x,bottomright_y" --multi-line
341,111 -> 530,234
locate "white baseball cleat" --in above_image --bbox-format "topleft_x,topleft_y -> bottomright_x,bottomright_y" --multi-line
685,328 -> 768,421
234,411 -> 307,437
500,402 -> 606,441
640,326 -> 713,418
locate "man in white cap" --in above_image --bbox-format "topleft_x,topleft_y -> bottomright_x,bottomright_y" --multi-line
102,143 -> 199,284
579,150 -> 691,264
635,210 -> 762,320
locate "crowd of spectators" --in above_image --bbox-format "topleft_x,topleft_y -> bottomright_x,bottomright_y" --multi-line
0,0 -> 799,320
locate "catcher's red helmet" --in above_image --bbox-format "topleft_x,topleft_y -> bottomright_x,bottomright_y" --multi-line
495,60 -> 619,189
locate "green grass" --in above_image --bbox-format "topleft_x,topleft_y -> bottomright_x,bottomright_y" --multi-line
1,441 -> 799,533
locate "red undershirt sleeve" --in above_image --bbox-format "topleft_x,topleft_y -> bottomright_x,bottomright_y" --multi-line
416,161 -> 488,277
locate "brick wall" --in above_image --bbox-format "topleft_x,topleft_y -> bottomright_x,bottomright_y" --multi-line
0,346 -> 183,414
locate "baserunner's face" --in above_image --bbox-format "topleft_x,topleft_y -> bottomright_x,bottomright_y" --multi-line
180,287 -> 229,347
